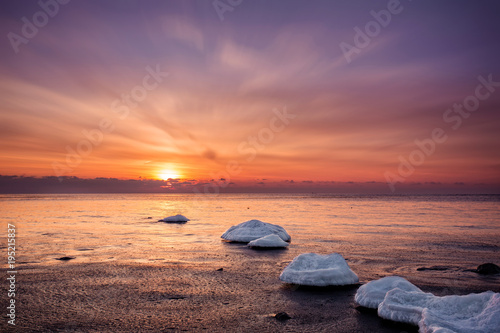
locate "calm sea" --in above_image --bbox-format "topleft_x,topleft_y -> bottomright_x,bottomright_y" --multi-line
2,193 -> 499,293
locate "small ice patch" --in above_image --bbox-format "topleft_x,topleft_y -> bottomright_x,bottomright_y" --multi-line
279,253 -> 359,286
355,276 -> 423,309
379,289 -> 500,333
247,234 -> 289,248
158,214 -> 190,223
221,219 -> 291,243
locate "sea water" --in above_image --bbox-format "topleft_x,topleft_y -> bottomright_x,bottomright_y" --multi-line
1,193 -> 499,293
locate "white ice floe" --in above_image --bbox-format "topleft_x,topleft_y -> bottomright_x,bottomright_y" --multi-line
378,288 -> 500,333
221,219 -> 291,243
356,276 -> 500,333
279,253 -> 359,286
247,234 -> 289,248
158,214 -> 190,223
354,276 -> 423,309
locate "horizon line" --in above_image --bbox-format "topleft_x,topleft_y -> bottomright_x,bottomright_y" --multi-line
0,174 -> 498,195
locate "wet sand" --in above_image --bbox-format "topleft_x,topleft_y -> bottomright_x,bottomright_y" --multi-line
8,260 -> 421,333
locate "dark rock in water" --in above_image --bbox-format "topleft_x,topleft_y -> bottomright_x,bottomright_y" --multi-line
475,263 -> 500,275
275,312 -> 291,321
417,266 -> 449,271
56,256 -> 75,261
167,296 -> 186,300
216,268 -> 223,271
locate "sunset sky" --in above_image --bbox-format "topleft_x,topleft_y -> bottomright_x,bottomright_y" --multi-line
0,0 -> 499,193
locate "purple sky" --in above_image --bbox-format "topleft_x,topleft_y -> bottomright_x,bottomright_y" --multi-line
0,0 -> 499,193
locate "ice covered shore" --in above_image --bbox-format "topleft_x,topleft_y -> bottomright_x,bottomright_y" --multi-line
355,276 -> 500,333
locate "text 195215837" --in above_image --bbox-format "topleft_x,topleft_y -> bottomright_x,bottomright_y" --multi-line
7,223 -> 17,326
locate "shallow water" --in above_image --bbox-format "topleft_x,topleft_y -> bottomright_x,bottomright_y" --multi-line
2,193 -> 499,294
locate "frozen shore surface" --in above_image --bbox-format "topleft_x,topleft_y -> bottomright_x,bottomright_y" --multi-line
356,276 -> 500,333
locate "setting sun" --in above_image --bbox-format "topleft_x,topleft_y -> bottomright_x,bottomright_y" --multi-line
158,170 -> 181,180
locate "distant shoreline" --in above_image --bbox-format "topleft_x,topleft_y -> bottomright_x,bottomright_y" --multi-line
1,175 -> 499,195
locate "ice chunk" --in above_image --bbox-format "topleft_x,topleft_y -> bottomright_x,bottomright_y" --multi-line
379,288 -> 500,333
158,214 -> 190,223
420,292 -> 500,333
279,253 -> 359,286
355,276 -> 423,309
357,276 -> 500,332
247,234 -> 289,248
221,219 -> 291,243
378,288 -> 434,325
